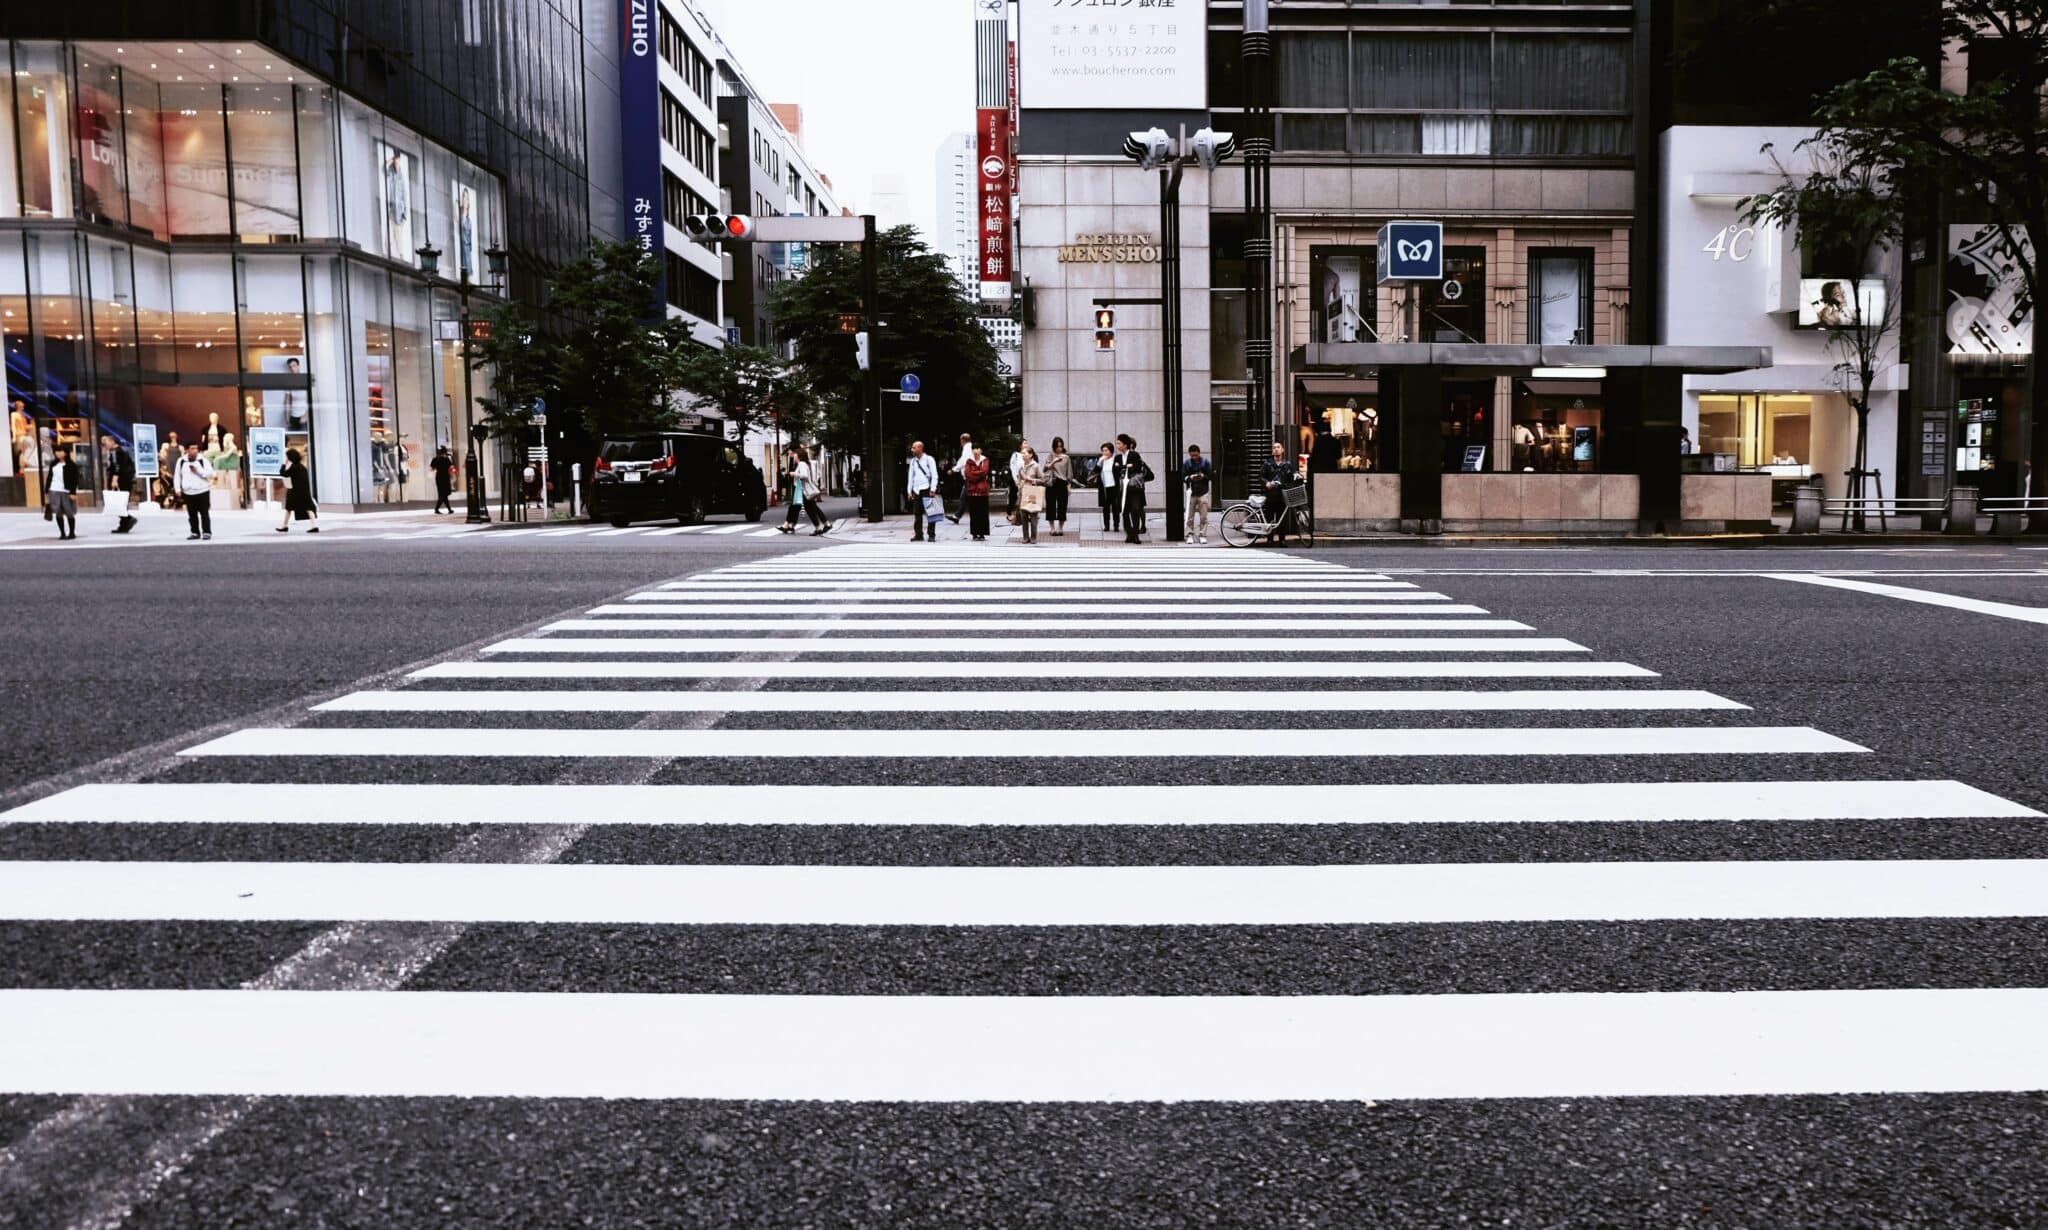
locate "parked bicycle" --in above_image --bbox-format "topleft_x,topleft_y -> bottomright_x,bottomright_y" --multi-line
1218,484 -> 1311,547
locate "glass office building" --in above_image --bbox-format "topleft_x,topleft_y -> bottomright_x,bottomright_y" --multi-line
0,40 -> 512,511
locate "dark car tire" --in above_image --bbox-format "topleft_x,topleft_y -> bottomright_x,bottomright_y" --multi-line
610,517 -> 630,528
680,491 -> 710,525
745,501 -> 763,522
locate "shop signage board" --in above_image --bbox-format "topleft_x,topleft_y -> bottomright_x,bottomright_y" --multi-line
1017,0 -> 1207,110
133,424 -> 158,477
620,0 -> 664,310
1376,222 -> 1444,283
248,427 -> 287,477
1946,224 -> 2034,355
1461,445 -> 1487,473
976,105 -> 1012,302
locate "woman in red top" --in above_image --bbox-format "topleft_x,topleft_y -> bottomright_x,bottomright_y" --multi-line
962,445 -> 993,541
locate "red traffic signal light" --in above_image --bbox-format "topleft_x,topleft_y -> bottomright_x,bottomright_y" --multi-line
724,214 -> 754,240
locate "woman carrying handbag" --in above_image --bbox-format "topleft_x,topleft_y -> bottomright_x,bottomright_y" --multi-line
1042,437 -> 1073,536
1016,445 -> 1046,544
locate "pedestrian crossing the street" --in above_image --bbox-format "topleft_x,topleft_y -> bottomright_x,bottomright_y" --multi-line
2,545 -> 2045,1135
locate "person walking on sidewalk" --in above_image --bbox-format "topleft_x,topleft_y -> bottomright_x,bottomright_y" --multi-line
1016,445 -> 1046,544
102,434 -> 137,534
176,441 -> 215,540
430,445 -> 457,514
1114,434 -> 1154,544
963,444 -> 993,541
950,433 -> 973,522
1182,444 -> 1214,545
905,440 -> 940,543
276,447 -> 319,533
43,444 -> 81,540
1043,437 -> 1073,536
781,446 -> 829,536
1094,442 -> 1120,534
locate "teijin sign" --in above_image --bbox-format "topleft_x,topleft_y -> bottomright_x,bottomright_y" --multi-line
1059,234 -> 1160,263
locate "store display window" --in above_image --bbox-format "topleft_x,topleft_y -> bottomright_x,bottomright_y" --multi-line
1419,247 -> 1486,343
1513,379 -> 1604,472
1441,379 -> 1493,472
1696,394 -> 1812,472
1528,250 -> 1592,345
1298,380 -> 1383,473
1309,246 -> 1377,343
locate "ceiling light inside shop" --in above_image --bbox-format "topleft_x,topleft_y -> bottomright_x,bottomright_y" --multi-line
1529,367 -> 1607,380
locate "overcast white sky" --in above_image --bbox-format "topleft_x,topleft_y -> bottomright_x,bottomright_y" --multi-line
698,0 -> 978,242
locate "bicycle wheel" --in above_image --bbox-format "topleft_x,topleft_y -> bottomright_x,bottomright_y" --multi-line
1218,503 -> 1260,547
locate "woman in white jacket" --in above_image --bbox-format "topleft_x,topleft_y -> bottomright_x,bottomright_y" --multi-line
778,446 -> 828,536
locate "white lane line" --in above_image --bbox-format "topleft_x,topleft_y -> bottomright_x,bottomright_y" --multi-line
183,725 -> 1864,760
10,858 -> 2042,926
414,660 -> 1658,681
1769,573 -> 2048,625
587,527 -> 657,538
534,527 -> 604,537
317,688 -> 1743,715
541,618 -> 1534,632
584,604 -> 1489,617
479,528 -> 551,539
7,780 -> 2024,827
643,525 -> 713,536
481,636 -> 1588,655
626,591 -> 1449,603
7,987 -> 2045,1101
702,523 -> 765,535
752,529 -> 792,537
660,580 -> 1419,590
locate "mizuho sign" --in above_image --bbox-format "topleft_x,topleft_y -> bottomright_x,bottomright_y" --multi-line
1376,221 -> 1444,283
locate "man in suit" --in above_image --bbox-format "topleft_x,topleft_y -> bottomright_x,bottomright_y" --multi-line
1112,433 -> 1153,544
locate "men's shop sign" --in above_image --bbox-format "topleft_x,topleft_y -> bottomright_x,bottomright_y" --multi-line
1059,233 -> 1160,263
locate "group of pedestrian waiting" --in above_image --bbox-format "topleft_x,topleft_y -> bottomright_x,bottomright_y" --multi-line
35,435 -> 318,541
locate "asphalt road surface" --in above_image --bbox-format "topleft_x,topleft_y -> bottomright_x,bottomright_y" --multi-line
3,535 -> 2048,1227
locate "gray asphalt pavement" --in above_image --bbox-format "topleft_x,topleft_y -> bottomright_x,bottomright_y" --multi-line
3,536 -> 2047,1227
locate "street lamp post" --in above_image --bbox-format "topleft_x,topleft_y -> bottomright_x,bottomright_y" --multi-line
422,242 -> 507,524
1123,127 -> 1237,543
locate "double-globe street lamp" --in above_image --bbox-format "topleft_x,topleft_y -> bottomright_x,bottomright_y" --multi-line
1119,126 -> 1236,543
417,241 -> 508,524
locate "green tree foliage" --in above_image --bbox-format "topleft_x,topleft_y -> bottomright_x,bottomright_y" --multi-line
545,240 -> 676,437
1743,134 -> 1907,523
467,297 -> 552,440
767,225 -> 1009,454
663,339 -> 823,447
1794,2 -> 2048,517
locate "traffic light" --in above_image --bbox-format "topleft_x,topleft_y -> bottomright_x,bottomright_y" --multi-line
683,214 -> 755,243
1093,307 -> 1116,351
854,330 -> 871,371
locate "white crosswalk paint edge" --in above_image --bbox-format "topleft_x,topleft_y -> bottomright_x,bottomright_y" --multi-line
481,636 -> 1590,654
1770,573 -> 2048,625
4,987 -> 2045,1100
543,618 -> 1532,632
585,603 -> 1484,616
316,688 -> 1744,714
181,726 -> 1867,759
4,780 -> 2025,826
412,660 -> 1660,680
5,859 -> 2042,925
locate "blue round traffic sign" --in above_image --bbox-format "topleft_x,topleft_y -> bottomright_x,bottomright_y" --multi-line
899,374 -> 921,395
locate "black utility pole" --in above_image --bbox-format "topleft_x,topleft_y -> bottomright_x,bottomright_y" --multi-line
1160,148 -> 1187,543
1243,0 -> 1274,436
860,213 -> 886,523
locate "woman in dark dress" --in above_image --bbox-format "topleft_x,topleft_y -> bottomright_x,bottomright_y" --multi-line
276,448 -> 320,533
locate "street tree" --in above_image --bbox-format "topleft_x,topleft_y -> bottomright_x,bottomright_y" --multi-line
546,240 -> 674,437
666,339 -> 824,448
1797,2 -> 2048,524
1744,134 -> 1907,528
467,297 -> 554,440
768,225 -> 1008,456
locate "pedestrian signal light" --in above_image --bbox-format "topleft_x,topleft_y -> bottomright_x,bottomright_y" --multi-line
1094,307 -> 1116,351
854,330 -> 871,371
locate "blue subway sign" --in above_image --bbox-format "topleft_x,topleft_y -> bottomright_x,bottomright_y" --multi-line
1376,221 -> 1444,283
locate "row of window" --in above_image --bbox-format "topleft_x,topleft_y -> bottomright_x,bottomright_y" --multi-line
663,250 -> 718,320
1299,245 -> 1594,347
660,88 -> 717,180
658,10 -> 714,107
751,129 -> 780,180
662,170 -> 713,232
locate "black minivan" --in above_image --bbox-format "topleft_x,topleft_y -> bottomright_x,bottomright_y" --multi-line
589,430 -> 767,526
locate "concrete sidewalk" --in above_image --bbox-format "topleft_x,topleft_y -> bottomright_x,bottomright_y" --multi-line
0,503 -> 476,545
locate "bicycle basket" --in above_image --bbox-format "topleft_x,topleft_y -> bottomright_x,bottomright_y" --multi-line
1282,485 -> 1311,512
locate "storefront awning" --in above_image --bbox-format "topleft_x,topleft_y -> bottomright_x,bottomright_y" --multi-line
1295,343 -> 1772,375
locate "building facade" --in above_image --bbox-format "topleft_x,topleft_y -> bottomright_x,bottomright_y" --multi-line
715,73 -> 839,351
934,131 -> 978,292
653,0 -> 724,343
1,1 -> 593,513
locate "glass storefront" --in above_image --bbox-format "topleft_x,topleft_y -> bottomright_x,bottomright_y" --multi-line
0,40 -> 505,511
1514,380 -> 1605,473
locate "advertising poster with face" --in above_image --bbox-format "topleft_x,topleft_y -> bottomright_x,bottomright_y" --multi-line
1946,224 -> 2034,355
261,354 -> 308,431
452,183 -> 478,282
1314,253 -> 1368,343
377,141 -> 415,265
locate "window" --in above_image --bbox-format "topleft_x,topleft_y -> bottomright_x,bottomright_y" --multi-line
662,169 -> 711,230
1528,250 -> 1593,345
662,91 -> 716,179
664,252 -> 718,320
1309,247 -> 1378,343
1420,247 -> 1486,343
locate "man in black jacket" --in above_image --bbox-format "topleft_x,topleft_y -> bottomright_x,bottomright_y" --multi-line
101,434 -> 137,533
1262,441 -> 1303,545
1112,434 -> 1154,544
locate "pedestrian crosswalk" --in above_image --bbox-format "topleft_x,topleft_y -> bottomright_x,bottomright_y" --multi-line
1,544 -> 2044,1115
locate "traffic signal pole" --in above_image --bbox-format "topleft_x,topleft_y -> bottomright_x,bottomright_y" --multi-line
860,214 -> 885,523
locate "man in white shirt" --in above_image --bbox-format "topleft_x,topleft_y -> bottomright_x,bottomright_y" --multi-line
905,440 -> 940,543
177,441 -> 216,540
949,434 -> 973,522
1007,439 -> 1029,521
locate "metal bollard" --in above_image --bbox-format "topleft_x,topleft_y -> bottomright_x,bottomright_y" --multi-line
1946,486 -> 1978,536
570,463 -> 582,519
1790,486 -> 1822,534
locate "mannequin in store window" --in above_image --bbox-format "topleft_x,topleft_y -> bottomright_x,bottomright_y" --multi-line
204,412 -> 223,451
216,433 -> 243,509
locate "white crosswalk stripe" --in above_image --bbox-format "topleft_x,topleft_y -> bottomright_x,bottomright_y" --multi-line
1,542 -> 2042,1114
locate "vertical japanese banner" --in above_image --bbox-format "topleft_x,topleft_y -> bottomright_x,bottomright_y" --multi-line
976,106 -> 1012,303
1007,40 -> 1020,201
621,0 -> 664,312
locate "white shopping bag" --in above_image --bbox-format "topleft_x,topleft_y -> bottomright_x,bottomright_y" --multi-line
104,489 -> 129,517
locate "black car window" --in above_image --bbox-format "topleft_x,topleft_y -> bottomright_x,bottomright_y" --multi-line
601,439 -> 667,462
